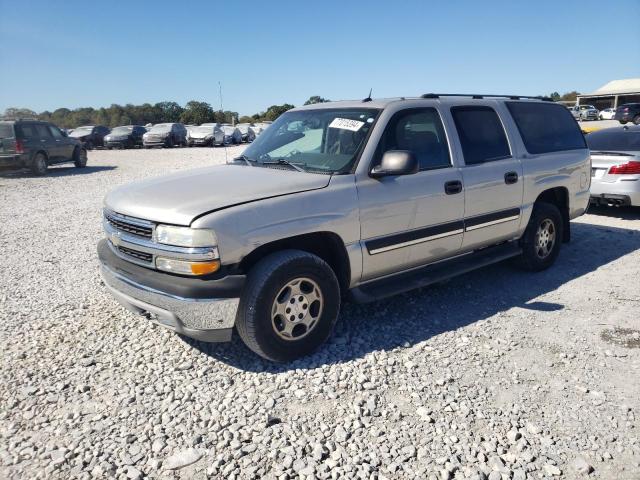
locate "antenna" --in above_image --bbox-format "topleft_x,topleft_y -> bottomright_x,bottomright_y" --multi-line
363,88 -> 373,103
219,81 -> 228,164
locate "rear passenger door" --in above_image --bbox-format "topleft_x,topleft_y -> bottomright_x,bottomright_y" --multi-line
34,123 -> 57,161
450,105 -> 524,251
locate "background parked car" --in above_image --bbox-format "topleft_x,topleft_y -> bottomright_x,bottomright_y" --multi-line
187,124 -> 224,147
587,125 -> 640,206
104,125 -> 146,149
0,119 -> 87,175
249,122 -> 271,139
569,105 -> 599,121
614,103 -> 640,125
236,123 -> 256,143
69,125 -> 110,149
220,124 -> 242,145
143,123 -> 187,148
599,108 -> 616,120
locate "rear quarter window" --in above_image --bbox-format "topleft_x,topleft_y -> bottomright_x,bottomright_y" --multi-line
506,102 -> 586,154
0,124 -> 14,138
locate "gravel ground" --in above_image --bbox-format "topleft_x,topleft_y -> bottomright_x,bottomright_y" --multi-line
1,146 -> 639,480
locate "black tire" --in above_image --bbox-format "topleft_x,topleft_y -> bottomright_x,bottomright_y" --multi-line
516,202 -> 563,272
73,147 -> 87,168
31,152 -> 48,176
236,250 -> 341,362
633,115 -> 640,126
620,120 -> 628,125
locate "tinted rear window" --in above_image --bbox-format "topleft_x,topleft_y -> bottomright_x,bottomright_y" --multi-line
586,128 -> 640,152
0,124 -> 14,138
506,102 -> 586,154
451,106 -> 511,165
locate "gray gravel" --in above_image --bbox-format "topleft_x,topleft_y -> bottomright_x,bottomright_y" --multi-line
1,146 -> 639,479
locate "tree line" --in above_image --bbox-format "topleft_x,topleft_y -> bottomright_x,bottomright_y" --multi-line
1,96 -> 331,129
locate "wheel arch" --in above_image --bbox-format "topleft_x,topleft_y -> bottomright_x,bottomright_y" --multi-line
534,187 -> 570,242
238,231 -> 351,294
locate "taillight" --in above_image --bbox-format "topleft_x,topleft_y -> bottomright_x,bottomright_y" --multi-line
609,161 -> 640,175
15,139 -> 24,154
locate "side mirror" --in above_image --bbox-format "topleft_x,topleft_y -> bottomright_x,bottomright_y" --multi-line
61,130 -> 68,137
370,150 -> 419,178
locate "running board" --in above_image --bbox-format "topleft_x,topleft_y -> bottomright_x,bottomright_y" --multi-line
350,242 -> 522,303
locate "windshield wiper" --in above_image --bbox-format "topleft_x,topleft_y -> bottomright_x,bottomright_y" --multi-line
234,154 -> 257,166
262,158 -> 306,172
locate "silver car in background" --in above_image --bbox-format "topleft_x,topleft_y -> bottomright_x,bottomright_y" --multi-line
569,105 -> 599,121
220,124 -> 242,145
587,125 -> 640,206
249,122 -> 270,138
187,124 -> 224,147
599,108 -> 616,120
236,123 -> 255,143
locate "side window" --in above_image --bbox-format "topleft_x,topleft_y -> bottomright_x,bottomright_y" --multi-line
376,108 -> 451,171
35,124 -> 53,139
49,125 -> 64,138
506,102 -> 586,154
18,124 -> 36,139
451,106 -> 511,165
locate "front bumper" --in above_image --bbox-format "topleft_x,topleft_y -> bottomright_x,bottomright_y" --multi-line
105,139 -> 131,148
98,239 -> 243,342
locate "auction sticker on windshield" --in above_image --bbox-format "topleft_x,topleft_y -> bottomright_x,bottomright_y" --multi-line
329,118 -> 365,132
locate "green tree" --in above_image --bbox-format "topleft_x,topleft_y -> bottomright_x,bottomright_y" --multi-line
264,103 -> 295,121
180,101 -> 215,125
155,101 -> 184,123
560,91 -> 580,102
2,107 -> 37,119
549,92 -> 561,102
238,116 -> 254,124
304,96 -> 330,105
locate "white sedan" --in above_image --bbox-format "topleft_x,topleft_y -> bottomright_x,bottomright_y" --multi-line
599,108 -> 616,120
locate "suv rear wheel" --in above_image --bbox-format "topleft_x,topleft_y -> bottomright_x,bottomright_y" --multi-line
31,152 -> 48,176
236,250 -> 340,362
73,147 -> 87,168
516,202 -> 563,271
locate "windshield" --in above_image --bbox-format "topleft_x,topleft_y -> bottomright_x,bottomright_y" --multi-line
111,126 -> 133,134
193,126 -> 215,134
587,128 -> 640,152
149,124 -> 172,133
242,108 -> 380,173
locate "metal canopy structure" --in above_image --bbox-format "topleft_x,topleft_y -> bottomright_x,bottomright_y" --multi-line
578,78 -> 640,110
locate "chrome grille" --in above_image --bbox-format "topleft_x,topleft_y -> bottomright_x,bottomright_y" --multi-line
105,212 -> 153,239
117,246 -> 153,263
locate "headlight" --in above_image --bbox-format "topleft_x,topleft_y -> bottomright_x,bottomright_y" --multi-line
156,257 -> 220,276
155,225 -> 217,248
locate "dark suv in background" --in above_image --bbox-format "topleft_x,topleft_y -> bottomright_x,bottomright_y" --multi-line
615,103 -> 640,125
104,125 -> 147,149
69,125 -> 110,149
0,120 -> 87,175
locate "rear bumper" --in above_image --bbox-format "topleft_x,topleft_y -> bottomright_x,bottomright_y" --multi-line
0,154 -> 26,168
98,239 -> 244,342
591,177 -> 640,206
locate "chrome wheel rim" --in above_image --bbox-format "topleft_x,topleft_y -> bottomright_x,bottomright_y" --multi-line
271,277 -> 323,341
535,218 -> 556,259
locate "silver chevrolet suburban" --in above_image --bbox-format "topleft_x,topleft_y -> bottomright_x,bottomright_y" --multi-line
98,94 -> 591,362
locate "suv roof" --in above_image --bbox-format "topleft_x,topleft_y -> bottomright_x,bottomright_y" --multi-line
294,94 -> 553,111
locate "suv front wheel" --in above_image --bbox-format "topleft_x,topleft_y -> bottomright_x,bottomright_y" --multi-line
236,250 -> 340,362
516,202 -> 563,271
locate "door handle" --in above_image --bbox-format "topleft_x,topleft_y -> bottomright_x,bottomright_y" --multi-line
444,180 -> 463,195
504,171 -> 519,184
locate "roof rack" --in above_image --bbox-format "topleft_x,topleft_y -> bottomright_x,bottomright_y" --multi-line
420,93 -> 552,101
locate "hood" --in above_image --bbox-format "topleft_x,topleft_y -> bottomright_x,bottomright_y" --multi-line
145,130 -> 169,137
69,130 -> 91,138
104,164 -> 331,225
190,131 -> 212,139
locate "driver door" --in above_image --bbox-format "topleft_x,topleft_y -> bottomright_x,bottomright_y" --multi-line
357,108 -> 465,281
